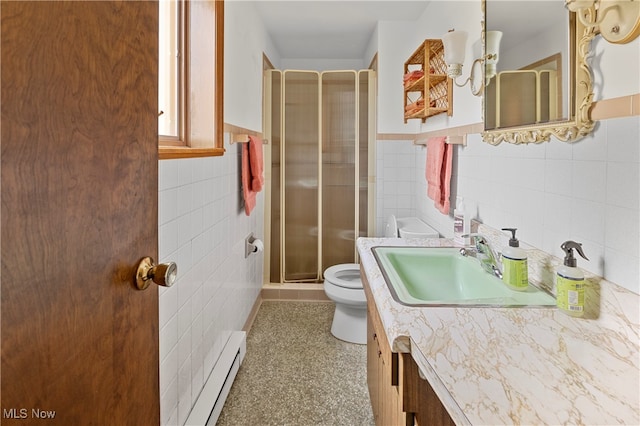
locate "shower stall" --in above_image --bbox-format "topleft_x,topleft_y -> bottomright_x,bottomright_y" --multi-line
265,70 -> 376,283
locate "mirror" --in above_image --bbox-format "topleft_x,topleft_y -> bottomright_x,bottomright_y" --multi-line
482,0 -> 596,144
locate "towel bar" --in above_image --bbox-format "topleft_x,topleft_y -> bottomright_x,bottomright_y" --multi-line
414,135 -> 466,146
230,133 -> 268,144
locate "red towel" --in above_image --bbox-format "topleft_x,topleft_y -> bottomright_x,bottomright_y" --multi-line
241,143 -> 256,216
249,135 -> 264,192
403,70 -> 424,88
425,136 -> 452,214
405,98 -> 425,113
241,135 -> 265,216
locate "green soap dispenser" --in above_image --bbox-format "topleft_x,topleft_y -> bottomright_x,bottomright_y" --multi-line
501,228 -> 528,291
556,241 -> 589,317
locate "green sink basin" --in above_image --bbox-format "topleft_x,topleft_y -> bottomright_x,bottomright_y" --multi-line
372,246 -> 555,307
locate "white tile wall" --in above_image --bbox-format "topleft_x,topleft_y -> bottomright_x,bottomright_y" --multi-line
157,134 -> 264,425
398,116 -> 639,295
375,140 -> 420,236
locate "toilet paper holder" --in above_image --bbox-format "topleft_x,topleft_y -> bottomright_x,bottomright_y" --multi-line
244,233 -> 263,258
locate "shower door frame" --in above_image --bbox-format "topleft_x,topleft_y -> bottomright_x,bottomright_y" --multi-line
266,69 -> 376,284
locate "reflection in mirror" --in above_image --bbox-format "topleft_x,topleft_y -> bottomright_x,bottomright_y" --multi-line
485,1 -> 568,129
482,0 -> 596,144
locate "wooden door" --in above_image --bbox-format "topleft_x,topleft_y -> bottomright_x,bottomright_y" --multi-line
1,2 -> 160,425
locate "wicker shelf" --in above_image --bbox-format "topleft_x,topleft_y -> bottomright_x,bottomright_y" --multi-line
403,39 -> 453,123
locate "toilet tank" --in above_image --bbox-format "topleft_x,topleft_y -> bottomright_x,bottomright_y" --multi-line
396,217 -> 439,239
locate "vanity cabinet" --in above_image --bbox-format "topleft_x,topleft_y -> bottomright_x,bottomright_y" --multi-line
366,290 -> 408,426
363,269 -> 455,426
403,39 -> 453,123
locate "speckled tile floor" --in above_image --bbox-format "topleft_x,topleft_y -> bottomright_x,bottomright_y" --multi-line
216,301 -> 374,426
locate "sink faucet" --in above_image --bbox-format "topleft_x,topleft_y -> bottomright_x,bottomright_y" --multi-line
461,233 -> 502,279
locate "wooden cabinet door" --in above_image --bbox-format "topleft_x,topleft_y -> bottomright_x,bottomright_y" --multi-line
366,299 -> 408,426
367,311 -> 381,423
1,1 -> 160,424
403,353 -> 455,426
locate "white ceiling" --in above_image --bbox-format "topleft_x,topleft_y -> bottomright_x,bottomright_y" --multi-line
248,1 -> 431,59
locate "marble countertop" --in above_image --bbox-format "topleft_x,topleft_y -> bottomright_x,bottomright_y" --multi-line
357,237 -> 640,425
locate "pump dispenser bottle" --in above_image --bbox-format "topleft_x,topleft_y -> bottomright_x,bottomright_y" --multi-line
556,241 -> 589,317
500,228 -> 528,291
453,197 -> 469,245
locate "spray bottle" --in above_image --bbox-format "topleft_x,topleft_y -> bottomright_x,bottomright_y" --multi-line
556,241 -> 588,317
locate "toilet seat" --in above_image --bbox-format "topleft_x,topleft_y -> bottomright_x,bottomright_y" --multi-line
324,263 -> 362,289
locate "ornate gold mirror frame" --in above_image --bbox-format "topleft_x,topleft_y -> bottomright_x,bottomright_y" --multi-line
481,1 -> 597,145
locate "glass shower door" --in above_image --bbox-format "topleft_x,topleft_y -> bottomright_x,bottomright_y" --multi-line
282,71 -> 320,282
268,70 -> 282,283
358,70 -> 373,242
321,71 -> 357,270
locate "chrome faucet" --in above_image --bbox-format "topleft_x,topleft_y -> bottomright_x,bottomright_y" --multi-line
460,233 -> 502,279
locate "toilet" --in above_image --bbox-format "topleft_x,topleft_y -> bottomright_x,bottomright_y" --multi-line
395,216 -> 439,239
323,215 -> 439,344
323,263 -> 367,344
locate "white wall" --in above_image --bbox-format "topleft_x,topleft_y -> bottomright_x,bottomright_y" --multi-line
158,2 -> 276,424
376,21 -> 421,134
364,23 -> 379,70
375,140 -> 421,236
592,36 -> 640,99
452,117 -> 640,294
374,1 -> 484,231
224,0 -> 281,130
381,1 -> 640,294
157,147 -> 264,425
417,1 -> 484,133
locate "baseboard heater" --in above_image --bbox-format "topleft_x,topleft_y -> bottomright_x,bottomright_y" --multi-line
185,331 -> 247,425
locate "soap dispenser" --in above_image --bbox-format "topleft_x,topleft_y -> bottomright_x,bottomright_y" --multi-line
454,196 -> 470,246
556,240 -> 589,317
501,228 -> 528,291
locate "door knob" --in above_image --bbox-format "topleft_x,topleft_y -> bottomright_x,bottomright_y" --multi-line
135,257 -> 177,290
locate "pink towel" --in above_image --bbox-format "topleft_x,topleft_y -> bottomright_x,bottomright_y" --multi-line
241,135 -> 265,216
241,143 -> 256,216
249,135 -> 264,192
425,136 -> 452,214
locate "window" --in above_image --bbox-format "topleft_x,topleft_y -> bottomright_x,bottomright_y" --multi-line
158,0 -> 181,139
158,0 -> 224,159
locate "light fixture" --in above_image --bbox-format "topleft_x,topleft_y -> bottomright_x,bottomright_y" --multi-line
441,29 -> 503,97
565,0 -> 640,44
